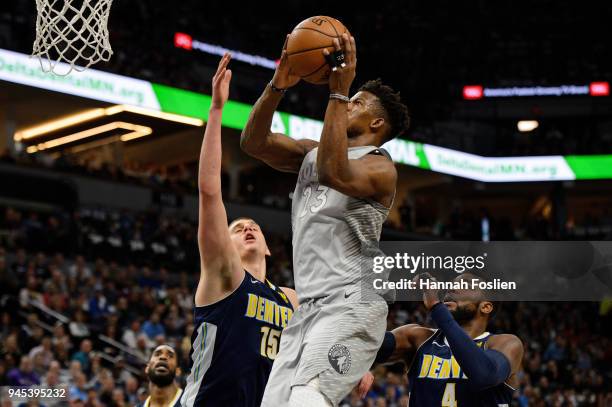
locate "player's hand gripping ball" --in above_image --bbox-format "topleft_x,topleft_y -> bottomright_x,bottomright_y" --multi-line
284,16 -> 351,85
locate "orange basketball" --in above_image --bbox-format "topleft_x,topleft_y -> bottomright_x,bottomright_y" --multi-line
286,16 -> 350,85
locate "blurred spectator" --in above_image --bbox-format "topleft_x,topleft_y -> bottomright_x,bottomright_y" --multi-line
28,336 -> 53,370
142,313 -> 165,340
0,203 -> 609,405
71,340 -> 93,374
69,310 -> 91,339
7,356 -> 40,386
69,372 -> 89,402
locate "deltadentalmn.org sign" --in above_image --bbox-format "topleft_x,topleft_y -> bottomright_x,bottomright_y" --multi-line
2,48 -> 612,182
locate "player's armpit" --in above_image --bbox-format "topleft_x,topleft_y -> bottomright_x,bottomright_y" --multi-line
195,255 -> 242,305
318,153 -> 397,206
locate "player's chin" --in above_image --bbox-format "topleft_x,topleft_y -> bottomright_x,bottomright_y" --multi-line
240,243 -> 263,256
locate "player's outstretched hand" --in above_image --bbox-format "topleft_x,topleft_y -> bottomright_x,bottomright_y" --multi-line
211,52 -> 232,110
413,272 -> 441,310
272,34 -> 301,90
324,33 -> 356,96
356,371 -> 374,399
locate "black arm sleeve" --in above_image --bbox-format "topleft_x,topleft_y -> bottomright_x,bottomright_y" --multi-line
374,331 -> 396,364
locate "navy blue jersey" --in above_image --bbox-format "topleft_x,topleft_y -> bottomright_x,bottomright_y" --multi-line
139,388 -> 183,407
180,271 -> 294,407
407,330 -> 514,407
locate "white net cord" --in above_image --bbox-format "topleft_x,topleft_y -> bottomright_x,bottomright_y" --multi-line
32,0 -> 114,76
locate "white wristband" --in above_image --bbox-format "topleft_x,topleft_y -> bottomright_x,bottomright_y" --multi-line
329,93 -> 350,103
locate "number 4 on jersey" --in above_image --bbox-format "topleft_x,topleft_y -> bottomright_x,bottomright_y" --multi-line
442,383 -> 458,407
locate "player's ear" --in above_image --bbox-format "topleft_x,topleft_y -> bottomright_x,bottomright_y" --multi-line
369,117 -> 385,132
265,243 -> 271,257
144,363 -> 150,375
479,301 -> 493,316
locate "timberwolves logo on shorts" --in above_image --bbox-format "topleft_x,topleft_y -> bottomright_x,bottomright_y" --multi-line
328,344 -> 351,374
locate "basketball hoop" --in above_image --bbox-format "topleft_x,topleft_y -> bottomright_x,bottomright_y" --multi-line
32,0 -> 114,76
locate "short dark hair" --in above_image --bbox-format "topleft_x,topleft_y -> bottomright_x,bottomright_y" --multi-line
359,79 -> 410,141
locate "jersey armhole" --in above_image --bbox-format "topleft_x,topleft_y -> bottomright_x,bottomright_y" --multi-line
405,329 -> 438,376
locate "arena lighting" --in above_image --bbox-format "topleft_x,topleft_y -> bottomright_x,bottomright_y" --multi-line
463,85 -> 483,100
590,82 -> 610,96
50,129 -> 151,156
15,105 -> 201,141
26,122 -> 153,153
15,109 -> 107,141
60,136 -> 121,155
174,32 -> 193,50
462,82 -> 610,99
108,105 -> 204,126
517,120 -> 539,132
120,130 -> 152,142
174,32 -> 278,70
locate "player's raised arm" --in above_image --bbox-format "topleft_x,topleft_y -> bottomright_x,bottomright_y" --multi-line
420,274 -> 524,390
317,34 -> 397,204
240,35 -> 317,173
195,53 -> 243,306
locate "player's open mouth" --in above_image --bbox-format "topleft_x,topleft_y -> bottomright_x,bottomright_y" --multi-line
155,362 -> 169,372
244,233 -> 256,242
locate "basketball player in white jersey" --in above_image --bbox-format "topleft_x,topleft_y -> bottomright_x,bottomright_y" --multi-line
241,34 -> 410,406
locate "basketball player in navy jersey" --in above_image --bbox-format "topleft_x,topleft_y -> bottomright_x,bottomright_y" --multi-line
370,273 -> 524,406
140,345 -> 183,407
179,53 -> 298,407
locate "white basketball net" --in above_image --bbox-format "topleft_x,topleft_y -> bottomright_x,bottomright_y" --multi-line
32,0 -> 114,76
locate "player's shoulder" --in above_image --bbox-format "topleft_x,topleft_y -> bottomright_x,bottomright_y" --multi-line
487,333 -> 522,346
368,147 -> 392,159
279,286 -> 298,309
487,333 -> 524,371
486,333 -> 524,355
363,148 -> 396,169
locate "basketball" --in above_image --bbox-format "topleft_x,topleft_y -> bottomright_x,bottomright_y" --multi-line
286,16 -> 350,85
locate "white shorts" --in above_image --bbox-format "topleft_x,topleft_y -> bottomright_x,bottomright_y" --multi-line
260,290 -> 388,406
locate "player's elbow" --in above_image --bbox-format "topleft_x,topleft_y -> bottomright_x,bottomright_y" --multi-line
467,373 -> 501,391
239,130 -> 253,152
467,351 -> 512,390
240,130 -> 264,157
198,184 -> 221,199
